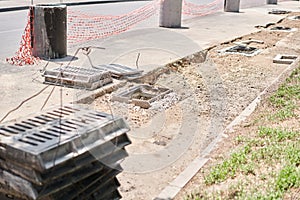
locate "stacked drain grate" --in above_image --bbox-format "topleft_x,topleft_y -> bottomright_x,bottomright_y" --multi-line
43,66 -> 113,90
0,105 -> 131,200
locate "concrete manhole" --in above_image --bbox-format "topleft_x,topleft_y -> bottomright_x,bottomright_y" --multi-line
218,45 -> 261,57
273,54 -> 298,64
268,9 -> 291,15
112,84 -> 173,109
43,66 -> 113,90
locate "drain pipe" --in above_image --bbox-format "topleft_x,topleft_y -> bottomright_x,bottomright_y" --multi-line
159,0 -> 183,28
224,0 -> 240,12
31,4 -> 67,59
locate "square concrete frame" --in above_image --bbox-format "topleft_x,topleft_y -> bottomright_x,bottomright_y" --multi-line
218,45 -> 261,57
112,84 -> 173,109
273,54 -> 298,65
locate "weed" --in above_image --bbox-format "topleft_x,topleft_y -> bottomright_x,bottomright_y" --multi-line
204,146 -> 251,185
258,126 -> 298,142
276,165 -> 300,192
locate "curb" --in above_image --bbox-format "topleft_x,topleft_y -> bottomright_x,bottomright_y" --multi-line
0,0 -> 151,12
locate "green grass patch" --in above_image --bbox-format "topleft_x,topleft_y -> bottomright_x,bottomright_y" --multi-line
276,165 -> 300,192
268,66 -> 300,121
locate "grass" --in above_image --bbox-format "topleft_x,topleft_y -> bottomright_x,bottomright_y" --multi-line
268,67 -> 300,121
185,67 -> 300,200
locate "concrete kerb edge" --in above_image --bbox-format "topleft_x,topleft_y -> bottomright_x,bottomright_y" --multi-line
154,55 -> 300,200
0,0 -> 152,12
73,80 -> 127,104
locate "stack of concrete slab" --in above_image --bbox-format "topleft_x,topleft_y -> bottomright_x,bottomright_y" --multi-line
0,105 -> 131,200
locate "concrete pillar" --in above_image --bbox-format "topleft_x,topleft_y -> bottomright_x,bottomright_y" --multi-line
159,0 -> 183,28
266,0 -> 277,4
224,0 -> 240,12
31,4 -> 67,59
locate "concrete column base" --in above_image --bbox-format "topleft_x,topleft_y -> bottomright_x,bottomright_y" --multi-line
267,0 -> 277,4
224,0 -> 240,12
159,0 -> 183,28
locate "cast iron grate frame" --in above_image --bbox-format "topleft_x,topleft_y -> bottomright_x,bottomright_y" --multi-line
43,66 -> 113,90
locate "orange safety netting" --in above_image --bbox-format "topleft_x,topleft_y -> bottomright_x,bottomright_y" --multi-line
6,9 -> 39,66
67,0 -> 160,45
182,0 -> 224,16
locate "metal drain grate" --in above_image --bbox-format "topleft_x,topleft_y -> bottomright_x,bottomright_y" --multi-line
43,66 -> 113,90
273,54 -> 298,64
95,63 -> 143,79
112,84 -> 172,109
218,45 -> 261,57
0,104 -> 131,200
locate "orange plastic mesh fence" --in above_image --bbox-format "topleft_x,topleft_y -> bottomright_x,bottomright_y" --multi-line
182,0 -> 223,16
67,0 -> 160,45
6,9 -> 39,66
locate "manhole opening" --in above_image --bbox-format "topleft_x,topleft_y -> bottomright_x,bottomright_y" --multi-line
112,85 -> 172,109
227,46 -> 258,54
270,26 -> 292,31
